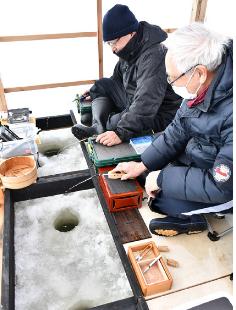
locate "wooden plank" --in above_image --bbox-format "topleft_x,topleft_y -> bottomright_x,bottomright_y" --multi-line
97,0 -> 103,78
4,80 -> 96,93
0,29 -> 177,43
164,28 -> 177,33
113,209 -> 152,244
190,0 -> 208,22
0,32 -> 97,42
0,79 -> 8,112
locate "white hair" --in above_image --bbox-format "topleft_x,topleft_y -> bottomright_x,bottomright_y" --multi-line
164,22 -> 230,73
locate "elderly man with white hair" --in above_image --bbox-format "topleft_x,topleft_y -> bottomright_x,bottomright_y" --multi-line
112,23 -> 233,236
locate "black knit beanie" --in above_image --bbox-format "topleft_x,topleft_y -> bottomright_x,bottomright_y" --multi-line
103,4 -> 139,42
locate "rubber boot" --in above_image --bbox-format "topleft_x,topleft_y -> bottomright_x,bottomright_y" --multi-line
71,97 -> 112,140
80,112 -> 92,126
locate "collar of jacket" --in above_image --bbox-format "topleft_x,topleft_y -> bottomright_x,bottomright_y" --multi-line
115,23 -> 144,62
193,40 -> 233,113
194,69 -> 225,113
187,87 -> 209,108
115,21 -> 168,63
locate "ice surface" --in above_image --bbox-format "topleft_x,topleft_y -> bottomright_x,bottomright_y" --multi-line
37,128 -> 87,177
15,189 -> 133,310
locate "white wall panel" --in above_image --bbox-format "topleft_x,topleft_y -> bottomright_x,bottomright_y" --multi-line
0,38 -> 98,87
0,0 -> 97,35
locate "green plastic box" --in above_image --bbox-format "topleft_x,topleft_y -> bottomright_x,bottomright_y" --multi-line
80,101 -> 92,114
85,138 -> 141,167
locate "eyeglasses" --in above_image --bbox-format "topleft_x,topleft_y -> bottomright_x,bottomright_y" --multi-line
106,38 -> 120,46
167,65 -> 198,85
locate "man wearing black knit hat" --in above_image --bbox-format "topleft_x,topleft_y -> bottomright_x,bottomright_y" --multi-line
72,4 -> 181,146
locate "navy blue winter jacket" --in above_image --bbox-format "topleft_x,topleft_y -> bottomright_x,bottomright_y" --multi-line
141,41 -> 233,204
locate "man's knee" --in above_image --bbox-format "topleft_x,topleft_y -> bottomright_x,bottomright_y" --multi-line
89,78 -> 114,99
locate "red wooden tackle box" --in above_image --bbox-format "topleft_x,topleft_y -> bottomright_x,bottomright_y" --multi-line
98,166 -> 143,212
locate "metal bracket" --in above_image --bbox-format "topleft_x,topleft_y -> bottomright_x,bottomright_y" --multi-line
204,215 -> 233,241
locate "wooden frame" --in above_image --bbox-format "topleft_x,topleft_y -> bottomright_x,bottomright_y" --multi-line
2,187 -> 148,309
0,28 -> 175,44
0,78 -> 8,112
0,0 -> 205,111
4,80 -> 96,93
97,0 -> 103,79
164,28 -> 177,33
190,0 -> 208,22
1,113 -> 149,310
0,32 -> 97,42
0,0 -> 103,112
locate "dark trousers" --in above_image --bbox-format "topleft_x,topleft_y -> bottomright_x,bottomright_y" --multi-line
151,191 -> 232,218
89,78 -> 129,130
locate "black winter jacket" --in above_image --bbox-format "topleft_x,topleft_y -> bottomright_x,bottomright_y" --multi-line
112,22 -> 181,141
141,41 -> 233,204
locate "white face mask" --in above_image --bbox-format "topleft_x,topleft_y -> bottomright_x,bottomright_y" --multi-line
172,68 -> 201,100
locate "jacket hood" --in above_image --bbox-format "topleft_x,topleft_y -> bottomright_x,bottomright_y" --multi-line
140,21 -> 167,49
116,21 -> 167,62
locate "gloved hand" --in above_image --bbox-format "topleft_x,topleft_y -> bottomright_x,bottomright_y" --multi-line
145,171 -> 161,198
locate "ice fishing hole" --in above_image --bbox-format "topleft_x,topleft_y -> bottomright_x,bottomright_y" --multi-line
43,147 -> 61,157
54,209 -> 79,232
69,303 -> 91,310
